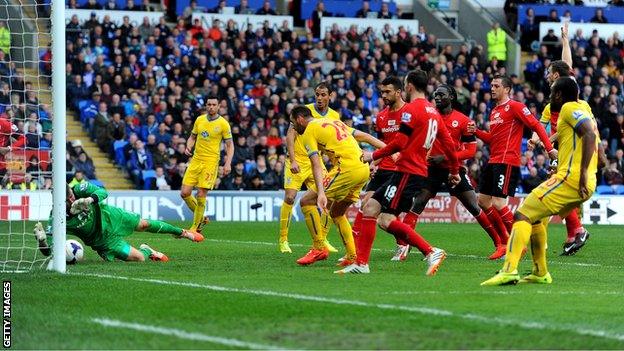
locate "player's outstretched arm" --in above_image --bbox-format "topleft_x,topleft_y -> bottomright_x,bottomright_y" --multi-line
352,129 -> 386,149
561,21 -> 573,70
474,129 -> 492,144
436,121 -> 460,176
370,128 -> 408,161
577,119 -> 597,199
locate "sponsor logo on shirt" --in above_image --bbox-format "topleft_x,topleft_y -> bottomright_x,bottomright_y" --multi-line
522,107 -> 531,116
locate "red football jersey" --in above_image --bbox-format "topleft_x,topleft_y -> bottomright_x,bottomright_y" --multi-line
429,109 -> 475,168
487,99 -> 543,167
375,104 -> 404,171
395,98 -> 457,177
0,118 -> 13,169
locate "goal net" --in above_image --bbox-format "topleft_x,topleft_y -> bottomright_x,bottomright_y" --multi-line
0,0 -> 65,273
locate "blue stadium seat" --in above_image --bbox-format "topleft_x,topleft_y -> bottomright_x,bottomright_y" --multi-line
113,140 -> 128,166
615,185 -> 624,195
142,170 -> 156,190
596,185 -> 615,195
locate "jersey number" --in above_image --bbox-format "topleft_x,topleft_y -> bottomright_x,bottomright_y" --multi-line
498,175 -> 505,190
322,120 -> 350,141
423,118 -> 438,149
384,185 -> 397,201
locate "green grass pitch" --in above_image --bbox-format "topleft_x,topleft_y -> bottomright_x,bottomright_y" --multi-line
3,221 -> 624,349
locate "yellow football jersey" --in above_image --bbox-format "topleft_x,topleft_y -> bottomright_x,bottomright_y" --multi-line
191,114 -> 232,161
301,118 -> 364,169
555,101 -> 600,190
541,100 -> 592,133
291,104 -> 340,166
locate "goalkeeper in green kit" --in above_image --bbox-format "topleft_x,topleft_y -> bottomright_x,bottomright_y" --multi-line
35,182 -> 204,262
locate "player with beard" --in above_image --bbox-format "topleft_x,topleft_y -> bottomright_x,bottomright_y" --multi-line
408,84 -> 502,258
336,69 -> 460,275
350,76 -> 419,262
473,75 -> 557,260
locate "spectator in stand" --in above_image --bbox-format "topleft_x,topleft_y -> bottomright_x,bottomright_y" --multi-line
154,166 -> 171,190
104,0 -> 119,10
377,2 -> 393,19
129,139 -> 154,188
74,152 -> 97,180
603,159 -> 623,186
209,0 -> 227,14
247,156 -> 278,190
609,0 -> 624,5
311,1 -> 330,38
256,1 -> 277,15
487,23 -> 506,67
81,0 -> 102,10
356,1 -> 370,18
591,8 -> 608,23
236,0 -> 254,14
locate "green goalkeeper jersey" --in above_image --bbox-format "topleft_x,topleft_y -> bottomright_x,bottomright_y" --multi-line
45,182 -> 110,249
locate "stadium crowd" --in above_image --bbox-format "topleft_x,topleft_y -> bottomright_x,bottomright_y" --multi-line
55,1 -> 624,191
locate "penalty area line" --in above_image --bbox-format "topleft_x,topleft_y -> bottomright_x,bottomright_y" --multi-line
91,318 -> 285,350
76,272 -> 624,342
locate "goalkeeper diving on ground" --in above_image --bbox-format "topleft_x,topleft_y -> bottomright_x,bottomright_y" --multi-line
35,182 -> 204,262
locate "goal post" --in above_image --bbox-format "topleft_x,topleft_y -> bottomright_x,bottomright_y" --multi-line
50,0 -> 66,273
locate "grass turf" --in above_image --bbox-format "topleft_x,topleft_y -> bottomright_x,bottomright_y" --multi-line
3,221 -> 624,349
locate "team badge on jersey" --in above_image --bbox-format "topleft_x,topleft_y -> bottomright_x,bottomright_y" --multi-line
401,112 -> 412,123
505,104 -> 510,112
572,110 -> 584,120
451,120 -> 459,128
201,131 -> 209,138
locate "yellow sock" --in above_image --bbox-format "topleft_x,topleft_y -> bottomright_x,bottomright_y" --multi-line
301,205 -> 324,250
530,218 -> 549,277
332,215 -> 356,261
502,221 -> 531,273
183,195 -> 197,212
319,212 -> 331,241
190,196 -> 206,231
279,202 -> 293,242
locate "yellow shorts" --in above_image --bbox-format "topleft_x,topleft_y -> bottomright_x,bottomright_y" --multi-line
308,164 -> 370,203
284,159 -> 327,191
182,158 -> 219,190
518,176 -> 593,223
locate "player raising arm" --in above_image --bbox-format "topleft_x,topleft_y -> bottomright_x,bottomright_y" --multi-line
289,105 -> 385,269
482,77 -> 599,286
527,21 -> 593,256
473,75 -> 556,260
180,96 -> 234,235
35,182 -> 203,262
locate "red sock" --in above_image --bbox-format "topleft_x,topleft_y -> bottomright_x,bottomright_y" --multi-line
475,209 -> 501,247
387,220 -> 432,256
497,206 -> 514,234
352,210 -> 363,234
396,212 -> 418,246
564,210 -> 583,242
485,206 -> 509,245
355,216 -> 377,265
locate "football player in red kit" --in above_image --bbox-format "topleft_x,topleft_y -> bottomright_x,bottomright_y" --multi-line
350,76 -> 418,263
474,75 -> 557,260
409,84 -> 502,257
336,69 -> 460,275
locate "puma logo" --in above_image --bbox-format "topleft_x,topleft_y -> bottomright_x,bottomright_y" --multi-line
158,197 -> 185,220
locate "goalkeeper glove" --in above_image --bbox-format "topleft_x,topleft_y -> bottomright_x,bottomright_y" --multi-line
70,197 -> 94,215
34,222 -> 46,241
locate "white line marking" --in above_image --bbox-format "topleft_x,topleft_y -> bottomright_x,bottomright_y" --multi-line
91,318 -> 284,350
77,273 -> 624,342
201,238 -> 605,268
383,290 -> 623,296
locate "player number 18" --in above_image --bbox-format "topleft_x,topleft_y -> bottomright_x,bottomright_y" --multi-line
423,118 -> 438,149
